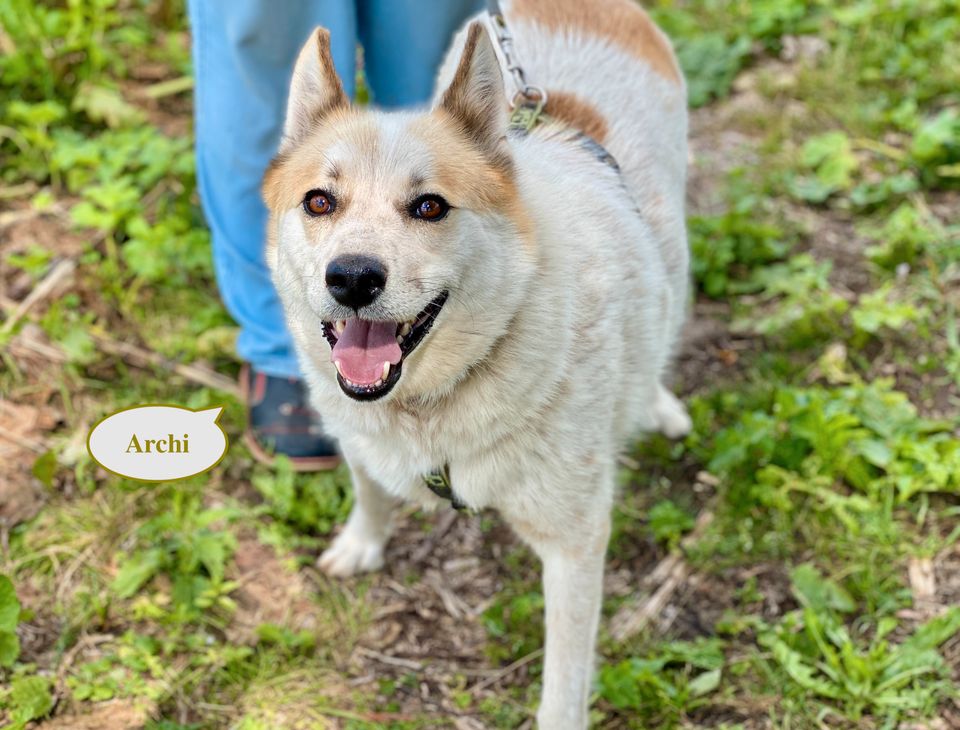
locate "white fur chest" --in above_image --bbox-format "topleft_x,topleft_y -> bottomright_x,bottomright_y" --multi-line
318,388 -> 524,511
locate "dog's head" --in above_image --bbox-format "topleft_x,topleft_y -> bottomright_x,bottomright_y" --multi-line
263,23 -> 534,403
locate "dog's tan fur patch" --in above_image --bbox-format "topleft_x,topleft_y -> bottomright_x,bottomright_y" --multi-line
413,112 -> 535,249
262,107 -> 534,255
511,0 -> 681,84
545,91 -> 609,143
262,108 -> 378,213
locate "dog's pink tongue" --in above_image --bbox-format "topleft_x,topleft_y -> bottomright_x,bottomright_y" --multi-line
331,320 -> 401,385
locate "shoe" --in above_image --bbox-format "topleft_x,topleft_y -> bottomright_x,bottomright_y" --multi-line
240,364 -> 340,471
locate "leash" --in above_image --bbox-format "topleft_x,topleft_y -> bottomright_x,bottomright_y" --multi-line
486,0 -> 549,132
420,0 -> 622,511
485,0 -> 621,169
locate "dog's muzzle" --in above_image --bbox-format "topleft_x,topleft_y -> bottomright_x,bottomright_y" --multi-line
321,291 -> 449,401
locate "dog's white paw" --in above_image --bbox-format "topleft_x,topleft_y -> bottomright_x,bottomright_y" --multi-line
317,528 -> 385,577
654,386 -> 692,439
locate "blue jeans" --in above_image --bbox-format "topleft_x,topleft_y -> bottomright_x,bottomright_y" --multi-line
188,0 -> 482,378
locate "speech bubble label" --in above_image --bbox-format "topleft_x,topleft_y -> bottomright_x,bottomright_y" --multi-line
87,404 -> 229,482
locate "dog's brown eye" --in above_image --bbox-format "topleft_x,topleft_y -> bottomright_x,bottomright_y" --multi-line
304,190 -> 335,216
411,195 -> 449,221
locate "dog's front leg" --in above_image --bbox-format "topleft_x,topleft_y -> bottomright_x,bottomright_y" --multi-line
509,508 -> 611,729
318,459 -> 396,577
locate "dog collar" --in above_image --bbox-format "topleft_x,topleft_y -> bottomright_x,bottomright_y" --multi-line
422,463 -> 467,510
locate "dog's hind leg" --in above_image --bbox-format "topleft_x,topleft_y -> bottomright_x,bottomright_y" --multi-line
318,460 -> 396,577
507,501 -> 611,729
653,383 -> 692,439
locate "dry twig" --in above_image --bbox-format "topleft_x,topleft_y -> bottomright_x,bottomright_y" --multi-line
94,336 -> 240,396
0,258 -> 76,335
7,324 -> 240,397
609,509 -> 714,641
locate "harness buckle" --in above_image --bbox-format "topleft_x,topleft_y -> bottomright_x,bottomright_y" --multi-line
422,464 -> 467,511
508,92 -> 547,133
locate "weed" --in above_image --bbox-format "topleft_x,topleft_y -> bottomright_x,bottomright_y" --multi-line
690,186 -> 792,297
647,500 -> 696,550
0,576 -> 21,668
733,254 -> 849,346
596,638 -> 724,727
0,675 -> 54,730
862,201 -> 943,270
252,458 -> 353,535
789,131 -> 859,204
759,566 -> 960,723
111,489 -> 240,621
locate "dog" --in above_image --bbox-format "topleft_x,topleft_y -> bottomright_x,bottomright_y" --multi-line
262,1 -> 690,726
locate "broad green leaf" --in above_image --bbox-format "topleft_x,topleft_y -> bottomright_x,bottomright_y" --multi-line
9,675 -> 54,724
31,450 -> 58,488
0,574 -> 20,631
72,82 -> 144,128
112,548 -> 164,598
856,439 -> 893,468
688,668 -> 722,697
194,533 -> 230,583
0,631 -> 20,668
801,131 -> 858,193
771,639 -> 844,699
790,564 -> 855,613
911,109 -> 959,163
900,606 -> 960,653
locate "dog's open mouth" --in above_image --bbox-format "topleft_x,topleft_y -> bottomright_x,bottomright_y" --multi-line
321,291 -> 448,401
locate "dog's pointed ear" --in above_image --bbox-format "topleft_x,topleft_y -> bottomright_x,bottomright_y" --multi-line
280,27 -> 348,151
436,22 -> 509,167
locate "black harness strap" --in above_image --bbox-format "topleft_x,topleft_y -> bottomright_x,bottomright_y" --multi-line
422,464 -> 466,510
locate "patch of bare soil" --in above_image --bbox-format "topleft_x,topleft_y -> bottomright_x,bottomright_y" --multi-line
345,511 -> 519,719
670,563 -> 795,642
36,699 -> 155,730
0,205 -> 85,302
0,399 -> 59,528
228,536 -> 320,643
935,547 -> 960,603
786,204 -> 873,293
676,301 -> 762,396
120,77 -> 193,138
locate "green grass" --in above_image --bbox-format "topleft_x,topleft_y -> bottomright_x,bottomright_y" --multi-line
1,0 -> 959,728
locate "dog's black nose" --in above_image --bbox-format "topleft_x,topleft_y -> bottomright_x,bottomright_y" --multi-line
325,255 -> 387,309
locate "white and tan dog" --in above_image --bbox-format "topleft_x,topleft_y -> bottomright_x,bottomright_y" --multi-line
263,1 -> 689,726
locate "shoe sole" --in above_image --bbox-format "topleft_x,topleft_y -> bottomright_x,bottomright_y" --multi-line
242,429 -> 342,472
240,364 -> 342,472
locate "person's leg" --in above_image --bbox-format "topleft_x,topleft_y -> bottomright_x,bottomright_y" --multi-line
357,0 -> 483,108
187,0 -> 357,378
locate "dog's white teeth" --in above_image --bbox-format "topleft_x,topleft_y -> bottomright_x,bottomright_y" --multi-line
373,378 -> 383,387
334,360 -> 345,377
334,320 -> 346,334
381,362 -> 391,380
400,323 -> 412,336
397,335 -> 404,345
